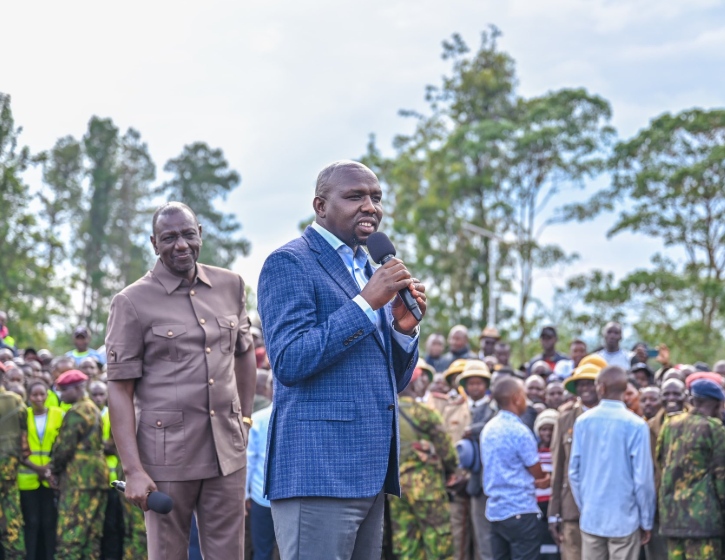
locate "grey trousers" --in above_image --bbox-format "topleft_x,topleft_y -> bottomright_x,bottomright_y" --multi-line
271,491 -> 385,560
581,530 -> 640,560
470,493 -> 494,560
146,467 -> 246,560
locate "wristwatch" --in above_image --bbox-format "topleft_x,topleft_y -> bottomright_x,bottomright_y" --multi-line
242,417 -> 253,428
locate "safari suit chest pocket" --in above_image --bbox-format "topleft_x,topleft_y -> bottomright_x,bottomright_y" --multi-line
138,411 -> 185,466
151,325 -> 187,362
216,315 -> 238,355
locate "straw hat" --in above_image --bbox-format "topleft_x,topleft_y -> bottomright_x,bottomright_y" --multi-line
458,360 -> 492,388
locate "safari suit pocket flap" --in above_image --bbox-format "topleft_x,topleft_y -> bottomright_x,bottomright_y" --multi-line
139,410 -> 184,428
151,325 -> 187,339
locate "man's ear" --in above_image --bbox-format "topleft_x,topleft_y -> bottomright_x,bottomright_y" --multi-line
150,235 -> 159,255
313,196 -> 326,218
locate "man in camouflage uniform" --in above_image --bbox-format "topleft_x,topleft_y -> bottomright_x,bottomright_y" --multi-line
0,361 -> 28,559
389,367 -> 458,560
657,378 -> 725,560
115,459 -> 147,559
47,370 -> 109,560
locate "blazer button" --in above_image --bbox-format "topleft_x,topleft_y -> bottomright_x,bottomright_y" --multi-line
357,330 -> 363,336
388,404 -> 395,411
343,340 -> 349,346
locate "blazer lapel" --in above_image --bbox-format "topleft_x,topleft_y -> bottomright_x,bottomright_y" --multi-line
305,228 -> 360,300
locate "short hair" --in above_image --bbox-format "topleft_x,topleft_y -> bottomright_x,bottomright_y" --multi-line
26,379 -> 48,395
492,376 -> 524,408
314,160 -> 376,198
152,202 -> 199,236
449,325 -> 469,337
602,321 -> 622,335
570,339 -> 587,347
525,375 -> 545,388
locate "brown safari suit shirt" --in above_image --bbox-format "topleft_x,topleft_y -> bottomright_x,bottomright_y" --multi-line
105,260 -> 253,482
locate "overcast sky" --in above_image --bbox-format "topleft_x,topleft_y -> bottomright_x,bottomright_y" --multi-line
3,0 -> 725,321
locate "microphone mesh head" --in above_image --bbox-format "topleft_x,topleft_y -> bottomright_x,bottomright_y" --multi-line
147,491 -> 174,514
367,232 -> 396,264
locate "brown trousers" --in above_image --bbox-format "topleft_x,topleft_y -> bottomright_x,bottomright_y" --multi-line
560,521 -> 582,560
146,467 -> 246,560
581,529 -> 640,560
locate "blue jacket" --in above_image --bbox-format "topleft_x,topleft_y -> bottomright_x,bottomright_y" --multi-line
258,227 -> 418,500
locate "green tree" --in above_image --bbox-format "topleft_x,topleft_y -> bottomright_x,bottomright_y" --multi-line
37,135 -> 84,269
157,142 -> 250,268
364,28 -> 613,359
0,93 -> 66,346
560,109 -> 725,360
109,128 -> 156,288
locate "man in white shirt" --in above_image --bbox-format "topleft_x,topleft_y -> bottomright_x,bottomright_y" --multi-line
596,323 -> 631,370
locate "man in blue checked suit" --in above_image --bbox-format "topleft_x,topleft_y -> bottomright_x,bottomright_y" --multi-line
258,160 -> 427,560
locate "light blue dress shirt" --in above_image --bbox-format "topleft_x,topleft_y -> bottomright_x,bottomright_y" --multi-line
310,222 -> 418,352
246,404 -> 273,507
568,399 -> 655,537
481,410 -> 541,522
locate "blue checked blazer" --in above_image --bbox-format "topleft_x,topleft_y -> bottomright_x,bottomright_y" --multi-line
257,226 -> 418,500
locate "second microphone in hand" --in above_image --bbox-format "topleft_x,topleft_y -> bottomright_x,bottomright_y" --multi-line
367,232 -> 423,322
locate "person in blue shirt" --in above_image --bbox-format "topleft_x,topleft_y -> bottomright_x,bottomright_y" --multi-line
569,365 -> 655,560
65,326 -> 106,367
481,376 -> 550,560
246,375 -> 276,560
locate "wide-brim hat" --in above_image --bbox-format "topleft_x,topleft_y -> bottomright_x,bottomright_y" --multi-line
458,360 -> 492,387
578,354 -> 608,370
416,359 -> 436,382
479,327 -> 501,340
456,438 -> 481,473
564,364 -> 602,395
444,359 -> 469,381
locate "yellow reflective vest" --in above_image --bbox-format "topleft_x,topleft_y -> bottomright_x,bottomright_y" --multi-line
18,407 -> 64,491
45,391 -> 72,414
102,407 -> 119,486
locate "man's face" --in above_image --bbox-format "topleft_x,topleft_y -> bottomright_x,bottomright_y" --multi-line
74,334 -> 89,352
465,377 -> 488,401
151,210 -> 202,278
570,342 -> 587,366
448,331 -> 468,353
633,369 -> 650,388
313,167 -> 383,248
604,325 -> 622,350
526,377 -> 546,404
481,337 -> 497,357
634,345 -> 648,363
494,343 -> 510,365
662,381 -> 686,413
640,389 -> 662,419
576,379 -> 598,406
0,349 -> 12,363
5,369 -> 23,386
541,333 -> 557,353
90,385 -> 107,409
545,383 -> 565,410
80,359 -> 99,378
429,375 -> 449,394
539,424 -> 554,447
426,337 -> 444,359
60,384 -> 84,404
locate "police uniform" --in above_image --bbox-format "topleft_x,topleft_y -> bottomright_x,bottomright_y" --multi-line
0,385 -> 27,560
19,405 -> 63,560
105,259 -> 253,560
390,395 -> 457,559
49,372 -> 108,560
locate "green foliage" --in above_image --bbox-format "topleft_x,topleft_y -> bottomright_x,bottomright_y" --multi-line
157,142 -> 250,268
364,28 -> 613,360
0,93 -> 67,347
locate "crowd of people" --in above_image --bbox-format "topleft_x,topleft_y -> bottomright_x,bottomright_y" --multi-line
2,307 -> 725,560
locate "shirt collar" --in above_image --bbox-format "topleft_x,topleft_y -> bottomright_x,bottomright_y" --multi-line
152,259 -> 212,295
310,222 -> 370,269
599,399 -> 626,409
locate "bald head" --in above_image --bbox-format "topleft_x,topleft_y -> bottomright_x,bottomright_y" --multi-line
596,365 -> 628,400
315,160 -> 378,198
492,376 -> 526,413
152,202 -> 199,236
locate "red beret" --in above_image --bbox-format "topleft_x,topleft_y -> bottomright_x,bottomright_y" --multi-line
56,370 -> 88,387
686,371 -> 723,389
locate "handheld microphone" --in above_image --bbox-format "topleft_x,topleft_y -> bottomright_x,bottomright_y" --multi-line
367,232 -> 423,322
112,480 -> 174,514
